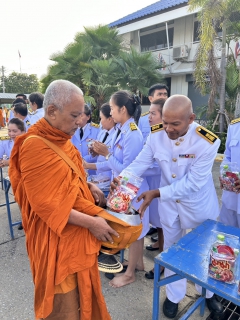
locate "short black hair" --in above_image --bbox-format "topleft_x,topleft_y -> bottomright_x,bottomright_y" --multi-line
8,118 -> 25,132
100,103 -> 111,119
84,104 -> 92,123
148,83 -> 169,97
29,92 -> 44,109
16,93 -> 27,100
12,98 -> 26,106
14,103 -> 28,117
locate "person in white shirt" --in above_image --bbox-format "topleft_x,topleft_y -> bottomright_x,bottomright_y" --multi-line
111,95 -> 223,318
29,92 -> 44,124
13,103 -> 32,132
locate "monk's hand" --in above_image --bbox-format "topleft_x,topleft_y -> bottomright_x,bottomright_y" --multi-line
88,182 -> 106,207
92,141 -> 109,157
137,189 -> 160,218
110,177 -> 121,194
89,216 -> 119,243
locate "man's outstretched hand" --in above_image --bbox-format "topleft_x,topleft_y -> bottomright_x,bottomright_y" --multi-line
137,189 -> 160,218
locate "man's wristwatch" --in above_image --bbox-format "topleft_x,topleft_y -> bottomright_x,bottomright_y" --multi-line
105,153 -> 112,160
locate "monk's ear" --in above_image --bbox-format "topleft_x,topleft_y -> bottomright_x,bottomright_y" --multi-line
46,105 -> 57,119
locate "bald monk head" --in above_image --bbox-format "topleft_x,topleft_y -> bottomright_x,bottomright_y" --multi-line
162,95 -> 196,140
43,79 -> 85,136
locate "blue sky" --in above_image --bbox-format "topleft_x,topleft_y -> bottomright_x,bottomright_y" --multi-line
0,0 -> 155,79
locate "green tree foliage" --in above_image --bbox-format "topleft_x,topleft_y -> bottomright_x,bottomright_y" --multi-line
0,72 -> 39,93
189,0 -> 240,132
41,25 -> 163,114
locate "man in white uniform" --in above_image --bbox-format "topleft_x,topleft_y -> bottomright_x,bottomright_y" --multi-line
112,95 -> 223,318
219,117 -> 240,226
29,92 -> 44,124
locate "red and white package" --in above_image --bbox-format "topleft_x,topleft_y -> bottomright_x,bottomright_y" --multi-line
107,171 -> 143,214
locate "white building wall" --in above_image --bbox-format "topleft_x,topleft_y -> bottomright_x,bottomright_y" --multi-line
171,75 -> 188,96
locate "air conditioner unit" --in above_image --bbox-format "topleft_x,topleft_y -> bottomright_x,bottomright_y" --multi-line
173,45 -> 189,60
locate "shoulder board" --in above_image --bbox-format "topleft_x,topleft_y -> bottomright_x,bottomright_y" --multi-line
26,120 -> 31,126
0,136 -> 10,141
141,111 -> 149,117
129,122 -> 137,131
196,126 -> 218,144
91,122 -> 100,128
231,118 -> 240,125
151,123 -> 163,133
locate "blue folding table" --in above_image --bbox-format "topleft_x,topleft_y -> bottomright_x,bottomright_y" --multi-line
152,219 -> 240,320
0,177 -> 20,239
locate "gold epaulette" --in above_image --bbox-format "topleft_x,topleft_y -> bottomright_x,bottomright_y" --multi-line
91,122 -> 100,128
130,122 -> 137,131
196,126 -> 218,144
0,136 -> 10,141
151,123 -> 163,133
141,111 -> 149,117
231,118 -> 240,125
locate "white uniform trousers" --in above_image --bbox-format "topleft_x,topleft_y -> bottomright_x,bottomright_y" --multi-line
219,203 -> 240,228
162,217 -> 213,303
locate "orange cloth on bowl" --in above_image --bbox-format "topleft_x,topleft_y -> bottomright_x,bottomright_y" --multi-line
9,118 -> 111,320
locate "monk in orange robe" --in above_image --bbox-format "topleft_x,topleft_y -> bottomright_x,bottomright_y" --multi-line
9,80 -> 117,320
0,107 -> 5,128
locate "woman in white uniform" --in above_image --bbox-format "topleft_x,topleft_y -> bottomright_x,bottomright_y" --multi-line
0,118 -> 26,167
71,104 -> 100,175
83,103 -> 116,180
92,90 -> 149,288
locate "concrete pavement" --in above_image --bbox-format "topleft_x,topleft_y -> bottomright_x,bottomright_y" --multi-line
0,161 -> 222,320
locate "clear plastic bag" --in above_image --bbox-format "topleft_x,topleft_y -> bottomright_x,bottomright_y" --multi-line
208,231 -> 239,284
107,170 -> 143,214
220,161 -> 240,193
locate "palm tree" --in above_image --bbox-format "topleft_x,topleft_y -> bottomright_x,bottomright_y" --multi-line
113,47 -> 163,96
189,0 -> 240,133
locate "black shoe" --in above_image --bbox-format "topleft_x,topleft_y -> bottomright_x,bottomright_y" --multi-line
151,235 -> 158,243
163,297 -> 178,318
146,244 -> 159,251
145,267 -> 164,280
147,227 -> 157,236
18,223 -> 23,230
145,270 -> 154,279
206,294 -> 224,315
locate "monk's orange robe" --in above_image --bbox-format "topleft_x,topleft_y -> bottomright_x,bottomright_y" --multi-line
0,109 -> 4,127
9,118 -> 111,320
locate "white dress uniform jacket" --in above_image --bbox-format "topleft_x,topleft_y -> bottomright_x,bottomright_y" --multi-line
0,137 -> 14,158
71,122 -> 100,175
221,119 -> 240,214
123,121 -> 220,229
107,117 -> 149,238
139,112 -> 162,227
138,112 -> 150,141
30,108 -> 45,125
23,115 -> 32,132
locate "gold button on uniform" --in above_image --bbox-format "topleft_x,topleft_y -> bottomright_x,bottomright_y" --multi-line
176,200 -> 180,203
172,158 -> 177,162
172,174 -> 176,178
175,142 -> 180,146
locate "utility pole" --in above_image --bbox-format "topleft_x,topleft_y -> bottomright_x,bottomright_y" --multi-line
1,66 -> 5,93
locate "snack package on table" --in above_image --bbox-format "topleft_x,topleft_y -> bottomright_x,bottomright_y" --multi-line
220,161 -> 240,193
107,170 -> 143,214
208,232 -> 239,284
